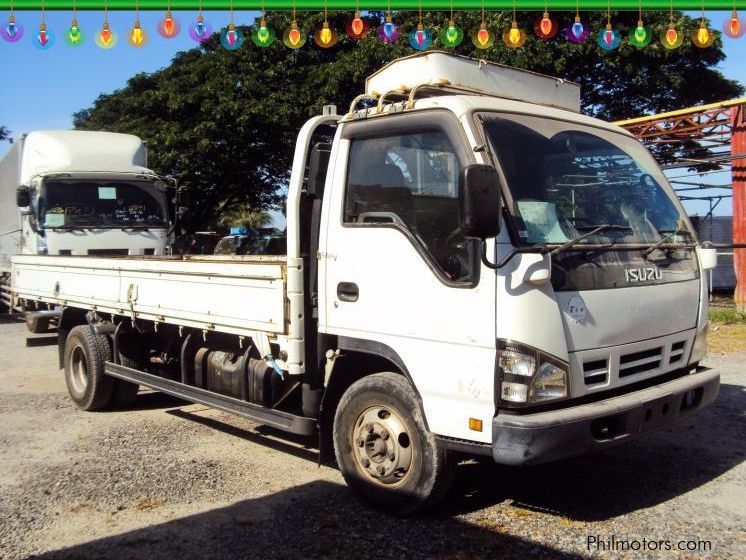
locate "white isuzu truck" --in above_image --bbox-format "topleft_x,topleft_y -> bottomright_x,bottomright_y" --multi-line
11,53 -> 720,513
1,130 -> 171,325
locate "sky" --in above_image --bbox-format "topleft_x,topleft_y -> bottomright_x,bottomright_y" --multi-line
1,10 -> 744,221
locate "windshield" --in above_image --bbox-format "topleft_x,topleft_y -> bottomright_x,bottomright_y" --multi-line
480,113 -> 693,246
40,179 -> 168,228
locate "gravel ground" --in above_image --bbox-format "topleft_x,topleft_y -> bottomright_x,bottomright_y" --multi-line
0,314 -> 744,560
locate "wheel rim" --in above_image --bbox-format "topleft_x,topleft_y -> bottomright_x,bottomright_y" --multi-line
68,345 -> 89,396
351,405 -> 414,487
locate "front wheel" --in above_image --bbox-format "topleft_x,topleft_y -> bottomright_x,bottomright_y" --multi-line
63,325 -> 114,411
333,372 -> 456,515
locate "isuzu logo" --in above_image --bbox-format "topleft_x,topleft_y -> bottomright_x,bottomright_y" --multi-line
624,267 -> 663,283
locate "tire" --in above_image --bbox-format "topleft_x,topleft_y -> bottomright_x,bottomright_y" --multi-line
333,372 -> 456,515
63,325 -> 114,411
110,354 -> 140,407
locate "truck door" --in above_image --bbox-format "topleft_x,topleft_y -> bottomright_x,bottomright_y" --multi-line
319,111 -> 498,441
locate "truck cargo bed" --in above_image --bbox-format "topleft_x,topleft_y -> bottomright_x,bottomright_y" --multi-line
11,254 -> 288,336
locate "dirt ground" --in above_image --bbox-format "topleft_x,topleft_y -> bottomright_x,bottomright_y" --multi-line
0,314 -> 744,560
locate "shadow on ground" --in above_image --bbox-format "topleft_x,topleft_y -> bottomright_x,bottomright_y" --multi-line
29,480 -> 590,560
440,383 -> 745,521
147,381 -> 745,525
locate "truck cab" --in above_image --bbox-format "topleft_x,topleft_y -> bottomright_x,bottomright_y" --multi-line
308,52 -> 717,471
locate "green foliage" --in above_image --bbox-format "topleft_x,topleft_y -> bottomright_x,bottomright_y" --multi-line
709,308 -> 746,324
0,126 -> 10,143
217,204 -> 272,229
74,10 -> 743,229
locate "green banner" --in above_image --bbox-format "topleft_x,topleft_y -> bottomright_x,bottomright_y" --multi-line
0,1 -> 740,10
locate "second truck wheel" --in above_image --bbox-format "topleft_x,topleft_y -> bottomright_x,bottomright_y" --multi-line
63,325 -> 114,411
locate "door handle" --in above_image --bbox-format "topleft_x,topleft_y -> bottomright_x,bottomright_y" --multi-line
337,282 -> 359,302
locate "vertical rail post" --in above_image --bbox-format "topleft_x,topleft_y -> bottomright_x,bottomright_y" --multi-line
732,104 -> 746,312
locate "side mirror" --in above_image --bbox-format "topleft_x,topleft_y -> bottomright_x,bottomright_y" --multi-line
697,246 -> 718,271
458,164 -> 502,239
16,185 -> 30,207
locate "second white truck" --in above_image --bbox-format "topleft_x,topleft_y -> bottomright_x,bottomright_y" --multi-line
11,53 -> 720,513
1,130 -> 171,324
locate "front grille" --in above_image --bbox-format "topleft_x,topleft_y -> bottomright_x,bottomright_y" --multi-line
584,359 -> 608,385
669,341 -> 686,364
88,249 -> 128,256
619,346 -> 662,378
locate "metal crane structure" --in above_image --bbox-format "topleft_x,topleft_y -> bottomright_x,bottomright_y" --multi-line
616,98 -> 746,311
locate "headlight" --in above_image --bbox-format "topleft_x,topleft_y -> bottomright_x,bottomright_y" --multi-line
497,341 -> 569,407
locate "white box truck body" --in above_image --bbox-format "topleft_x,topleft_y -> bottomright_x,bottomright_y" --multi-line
11,54 -> 719,513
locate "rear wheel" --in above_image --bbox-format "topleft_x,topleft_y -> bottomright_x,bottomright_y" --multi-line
333,372 -> 456,515
63,325 -> 114,411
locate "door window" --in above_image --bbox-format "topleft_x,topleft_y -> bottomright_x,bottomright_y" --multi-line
344,130 -> 474,283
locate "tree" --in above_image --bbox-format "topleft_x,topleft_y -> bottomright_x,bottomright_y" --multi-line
74,10 -> 742,230
0,126 -> 10,143
217,204 -> 272,230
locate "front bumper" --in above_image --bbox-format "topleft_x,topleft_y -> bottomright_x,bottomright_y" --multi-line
492,367 -> 719,466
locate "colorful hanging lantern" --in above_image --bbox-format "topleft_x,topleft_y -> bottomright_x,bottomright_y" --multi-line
660,0 -> 682,49
503,3 -> 526,50
158,5 -> 181,39
724,9 -> 744,38
439,19 -> 463,47
627,0 -> 651,47
378,12 -> 399,44
534,3 -> 558,40
95,0 -> 117,49
692,19 -> 716,47
314,21 -> 338,48
566,16 -> 588,43
692,0 -> 716,48
628,19 -> 651,47
314,0 -> 338,48
346,3 -> 369,40
221,23 -> 244,50
282,0 -> 305,48
127,20 -> 148,47
34,22 -> 54,50
596,2 -> 621,51
33,0 -> 54,50
95,21 -> 117,49
472,1 -> 492,49
189,12 -> 213,43
472,22 -> 493,48
408,0 -> 432,51
251,0 -> 275,46
252,18 -> 276,47
64,20 -> 86,46
597,22 -> 620,50
126,0 -> 148,48
221,0 -> 243,51
2,0 -> 24,43
566,0 -> 588,44
63,0 -> 84,47
661,21 -> 682,49
439,2 -> 463,47
283,20 -> 306,48
409,23 -> 432,50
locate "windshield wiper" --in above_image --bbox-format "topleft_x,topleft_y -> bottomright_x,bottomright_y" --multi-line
550,224 -> 631,256
642,230 -> 691,258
